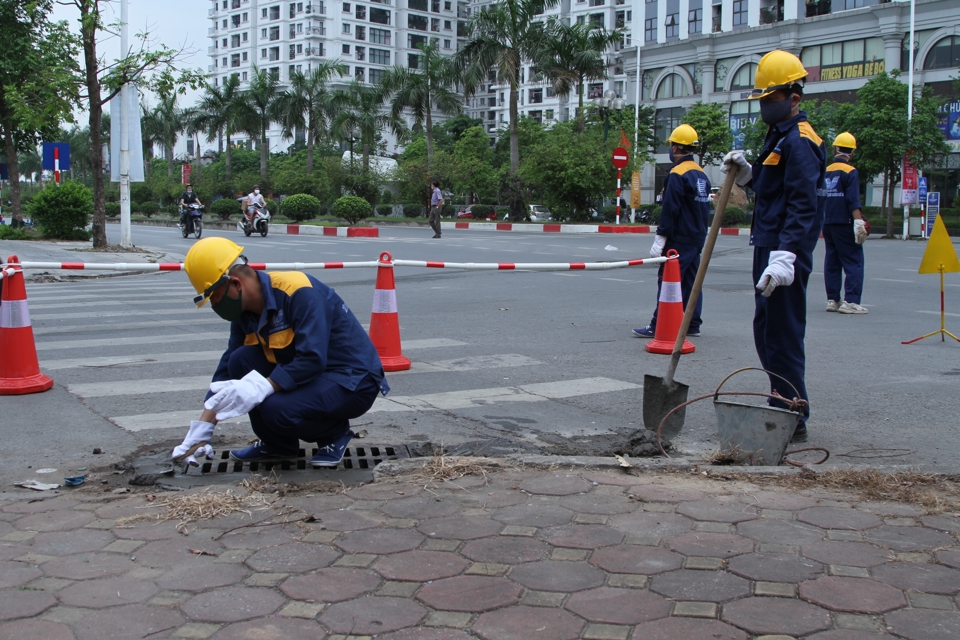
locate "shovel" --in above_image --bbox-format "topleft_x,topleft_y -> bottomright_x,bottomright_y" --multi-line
642,167 -> 740,440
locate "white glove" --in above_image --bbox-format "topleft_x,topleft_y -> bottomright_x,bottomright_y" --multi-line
204,370 -> 275,421
722,151 -> 752,186
172,420 -> 215,461
853,219 -> 867,244
183,444 -> 215,469
756,250 -> 796,297
650,235 -> 667,259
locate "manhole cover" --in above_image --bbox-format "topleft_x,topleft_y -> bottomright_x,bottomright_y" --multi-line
199,444 -> 410,474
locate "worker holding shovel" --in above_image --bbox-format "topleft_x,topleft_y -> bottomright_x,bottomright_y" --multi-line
722,50 -> 826,444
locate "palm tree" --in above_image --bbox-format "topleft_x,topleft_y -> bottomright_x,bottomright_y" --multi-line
331,81 -> 405,173
192,75 -> 243,180
237,67 -> 286,183
276,61 -> 348,173
380,42 -> 463,169
150,90 -> 188,179
455,0 -> 558,174
139,103 -> 161,178
534,20 -> 623,133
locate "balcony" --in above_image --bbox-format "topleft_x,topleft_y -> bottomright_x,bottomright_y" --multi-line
208,64 -> 216,72
209,26 -> 218,34
305,3 -> 325,13
760,3 -> 784,23
208,46 -> 217,54
805,0 -> 830,16
306,25 -> 326,35
208,8 -> 216,16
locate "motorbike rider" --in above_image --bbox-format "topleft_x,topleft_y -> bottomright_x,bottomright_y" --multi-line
243,185 -> 266,223
179,184 -> 203,229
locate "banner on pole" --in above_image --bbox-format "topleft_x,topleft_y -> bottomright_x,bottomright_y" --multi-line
918,176 -> 928,204
182,163 -> 193,185
109,85 -> 145,182
900,156 -> 918,205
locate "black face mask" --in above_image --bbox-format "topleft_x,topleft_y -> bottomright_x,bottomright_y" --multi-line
212,286 -> 243,322
759,97 -> 795,126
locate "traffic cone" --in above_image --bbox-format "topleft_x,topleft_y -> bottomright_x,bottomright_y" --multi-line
368,251 -> 411,372
645,250 -> 695,355
0,255 -> 54,395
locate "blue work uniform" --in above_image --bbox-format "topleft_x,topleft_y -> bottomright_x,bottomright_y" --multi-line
822,159 -> 864,304
648,157 -> 711,332
748,111 -> 826,425
211,270 -> 389,453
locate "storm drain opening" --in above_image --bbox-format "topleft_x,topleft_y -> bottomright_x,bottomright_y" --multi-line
200,444 -> 410,474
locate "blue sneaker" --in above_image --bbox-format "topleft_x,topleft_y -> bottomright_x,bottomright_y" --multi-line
687,327 -> 701,337
632,326 -> 655,338
311,430 -> 355,468
229,441 -> 298,462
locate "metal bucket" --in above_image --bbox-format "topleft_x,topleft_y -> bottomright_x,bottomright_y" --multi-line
713,400 -> 800,466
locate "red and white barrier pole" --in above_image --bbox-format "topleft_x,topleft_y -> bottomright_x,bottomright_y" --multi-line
616,168 -> 622,225
54,147 -> 60,186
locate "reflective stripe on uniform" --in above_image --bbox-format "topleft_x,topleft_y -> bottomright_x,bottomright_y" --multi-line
0,300 -> 32,328
372,289 -> 398,314
659,281 -> 682,303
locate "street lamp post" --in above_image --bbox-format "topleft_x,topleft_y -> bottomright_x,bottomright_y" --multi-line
348,127 -> 361,174
593,90 -> 626,220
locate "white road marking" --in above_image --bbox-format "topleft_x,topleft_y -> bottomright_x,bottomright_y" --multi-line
31,308 -> 197,321
35,332 -> 226,351
874,278 -> 914,283
42,351 -> 225,371
33,317 -> 224,335
28,299 -> 187,310
916,310 -> 960,318
27,292 -> 192,303
601,277 -> 642,283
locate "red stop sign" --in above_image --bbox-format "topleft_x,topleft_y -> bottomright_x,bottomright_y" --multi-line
612,147 -> 629,169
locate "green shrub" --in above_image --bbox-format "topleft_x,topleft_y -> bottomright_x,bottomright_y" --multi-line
720,206 -> 749,226
139,201 -> 160,218
402,203 -> 422,218
376,204 -> 393,216
0,225 -> 32,240
162,203 -> 179,217
471,204 -> 493,218
211,198 -> 237,220
441,203 -> 455,218
27,181 -> 92,240
104,202 -> 121,218
131,183 -> 153,205
265,198 -> 278,216
380,190 -> 393,204
333,195 -> 372,225
644,205 -> 661,223
602,205 -> 619,223
281,194 -> 322,222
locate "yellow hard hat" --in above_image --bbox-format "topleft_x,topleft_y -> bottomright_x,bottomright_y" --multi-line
749,50 -> 808,100
184,237 -> 245,308
833,132 -> 857,150
667,124 -> 700,147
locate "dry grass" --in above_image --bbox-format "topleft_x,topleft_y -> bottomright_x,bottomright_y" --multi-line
703,446 -> 757,466
115,488 -> 274,532
407,451 -> 508,485
780,469 -> 960,513
239,472 -> 346,497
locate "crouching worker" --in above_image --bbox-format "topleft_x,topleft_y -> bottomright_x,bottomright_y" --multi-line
173,237 -> 389,469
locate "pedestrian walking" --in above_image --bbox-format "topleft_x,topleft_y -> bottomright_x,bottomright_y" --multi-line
173,237 -> 390,469
722,49 -> 826,443
823,132 -> 869,314
633,124 -> 711,338
429,181 -> 444,239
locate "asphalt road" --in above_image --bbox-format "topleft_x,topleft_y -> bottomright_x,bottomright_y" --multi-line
3,223 -> 959,487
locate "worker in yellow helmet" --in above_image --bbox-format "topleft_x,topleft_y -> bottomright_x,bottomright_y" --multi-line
173,237 -> 389,469
633,124 -> 712,338
823,132 -> 868,315
721,50 -> 827,443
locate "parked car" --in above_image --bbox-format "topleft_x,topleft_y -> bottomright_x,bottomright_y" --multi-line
456,206 -> 497,221
529,204 -> 552,222
709,187 -> 720,203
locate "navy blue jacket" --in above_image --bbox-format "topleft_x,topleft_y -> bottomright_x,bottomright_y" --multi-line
656,158 -> 711,248
823,159 -> 862,225
748,111 -> 826,253
212,270 -> 389,396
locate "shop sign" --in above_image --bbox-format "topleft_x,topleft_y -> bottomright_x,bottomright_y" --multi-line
818,60 -> 885,82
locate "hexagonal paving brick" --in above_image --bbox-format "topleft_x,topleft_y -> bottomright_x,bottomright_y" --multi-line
2,497 -> 77,514
630,617 -> 748,640
676,500 -> 759,524
314,509 -> 384,532
182,587 -> 285,622
336,528 -> 425,554
42,552 -> 135,580
71,604 -> 184,640
457,489 -> 528,509
13,509 -> 94,532
865,525 -> 955,552
280,568 -> 381,602
736,491 -> 818,511
0,561 -> 41,588
245,542 -> 339,573
590,545 -> 683,575
519,474 -> 592,496
210,617 -> 327,640
937,548 -> 960,569
721,597 -> 832,636
381,495 -> 461,519
343,481 -> 423,501
887,609 -> 960,640
320,596 -> 426,634
631,485 -> 706,503
565,586 -> 672,624
0,619 -> 74,640
0,589 -> 56,621
582,471 -> 642,486
855,501 -> 925,517
29,529 -> 115,556
799,576 -> 905,614
112,521 -> 182,541
540,524 -> 624,549
491,505 -> 574,528
461,536 -> 550,564
797,507 -> 884,531
93,498 -> 159,519
473,605 -> 584,640
374,550 -> 468,581
607,512 -> 693,538
59,577 -> 158,608
510,560 -> 606,592
379,630 -> 474,640
872,561 -> 960,595
650,568 -> 750,602
131,536 -> 224,568
417,575 -> 521,611
802,632 -> 893,640
0,544 -> 27,562
801,541 -> 893,568
921,515 -> 960,533
666,533 -> 755,558
218,524 -> 301,550
156,563 -> 250,592
418,516 -> 503,540
559,493 -> 634,515
737,518 -> 825,545
728,552 -> 823,583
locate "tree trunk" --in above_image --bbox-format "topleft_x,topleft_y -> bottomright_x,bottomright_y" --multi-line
577,77 -> 585,135
362,142 -> 370,172
80,0 -> 107,248
508,83 -> 519,174
166,143 -> 174,179
882,171 -> 892,238
888,175 -> 898,237
425,94 -> 434,170
306,126 -> 315,173
225,131 -> 232,181
1,114 -> 24,226
194,133 -> 201,180
260,120 -> 268,182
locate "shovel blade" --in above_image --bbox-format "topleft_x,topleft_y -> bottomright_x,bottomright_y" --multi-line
643,374 -> 690,441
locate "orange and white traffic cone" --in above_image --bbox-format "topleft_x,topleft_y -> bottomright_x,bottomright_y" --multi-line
0,255 -> 54,395
368,251 -> 411,372
645,249 -> 695,355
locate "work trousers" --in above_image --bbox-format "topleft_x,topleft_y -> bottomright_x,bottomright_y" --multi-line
822,223 -> 864,304
226,345 -> 380,453
650,241 -> 703,331
429,205 -> 442,236
753,247 -> 812,424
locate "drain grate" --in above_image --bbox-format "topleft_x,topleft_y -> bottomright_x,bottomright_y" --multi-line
200,444 -> 410,474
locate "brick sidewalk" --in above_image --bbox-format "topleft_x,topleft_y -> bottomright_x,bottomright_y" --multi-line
1,467 -> 958,639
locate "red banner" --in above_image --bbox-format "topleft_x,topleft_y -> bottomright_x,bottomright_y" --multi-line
900,156 -> 918,205
181,163 -> 193,185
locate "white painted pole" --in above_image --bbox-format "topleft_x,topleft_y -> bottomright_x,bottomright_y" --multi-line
902,0 -> 915,241
119,0 -> 132,248
632,46 -> 642,221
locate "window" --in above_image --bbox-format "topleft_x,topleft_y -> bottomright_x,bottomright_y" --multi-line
925,36 -> 960,70
369,47 -> 390,64
222,38 -> 228,47
343,43 -> 351,53
408,53 -> 420,69
665,13 -> 678,37
269,46 -> 280,60
242,51 -> 248,61
355,46 -> 365,59
644,17 -> 656,42
730,63 -> 756,90
356,4 -> 366,18
587,83 -> 603,99
432,0 -> 440,11
223,18 -> 228,27
269,26 -> 280,40
589,13 -> 603,27
369,68 -> 385,84
732,0 -> 747,26
269,67 -> 280,79
444,0 -> 451,8
444,19 -> 451,29
242,32 -> 248,41
289,64 -> 296,77
261,8 -> 267,16
260,48 -> 267,58
231,53 -> 241,67
408,0 -> 427,10
297,23 -> 303,32
545,109 -> 554,120
589,0 -> 604,5
356,25 -> 366,39
343,22 -> 352,32
408,14 -> 427,30
655,107 -> 684,153
297,43 -> 303,52
431,17 -> 440,31
291,2 -> 298,18
370,27 -> 391,44
242,12 -> 248,21
242,71 -> 248,80
801,38 -> 886,82
529,110 -> 542,124
232,14 -> 241,26
371,8 -> 390,23
231,34 -> 241,47
615,10 -> 625,28
343,1 -> 350,10
261,28 -> 267,37
529,88 -> 543,103
655,73 -> 689,99
688,8 -> 702,33
408,33 -> 427,48
269,5 -> 281,19
442,38 -> 451,48
290,44 -> 297,58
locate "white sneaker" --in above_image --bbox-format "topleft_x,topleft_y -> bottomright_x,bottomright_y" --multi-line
825,300 -> 840,312
839,301 -> 868,314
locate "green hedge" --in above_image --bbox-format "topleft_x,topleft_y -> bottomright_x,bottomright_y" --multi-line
281,193 -> 322,222
27,181 -> 92,240
376,204 -> 393,216
721,206 -> 750,226
332,195 -> 371,225
211,199 -> 237,220
403,203 -> 422,218
471,204 -> 493,218
105,202 -> 121,218
140,201 -> 160,218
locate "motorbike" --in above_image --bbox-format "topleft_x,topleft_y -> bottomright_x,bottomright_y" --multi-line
238,201 -> 270,237
179,203 -> 203,239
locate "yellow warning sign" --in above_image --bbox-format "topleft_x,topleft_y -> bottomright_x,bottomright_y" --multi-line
918,215 -> 960,274
630,171 -> 641,209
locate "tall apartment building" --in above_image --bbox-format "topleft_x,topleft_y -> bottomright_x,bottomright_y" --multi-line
207,0 -> 469,155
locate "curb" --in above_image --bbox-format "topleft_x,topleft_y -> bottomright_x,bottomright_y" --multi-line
106,219 -> 379,238
441,221 -> 751,235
